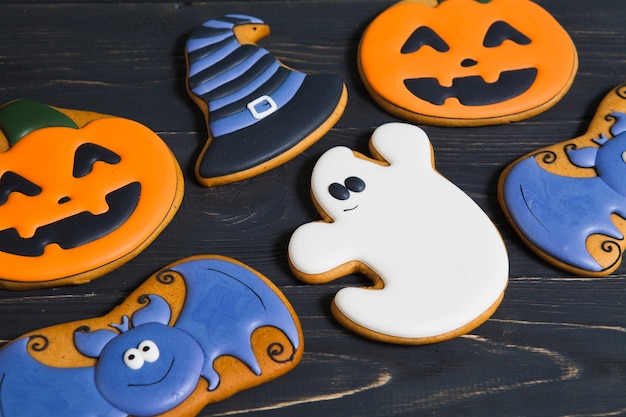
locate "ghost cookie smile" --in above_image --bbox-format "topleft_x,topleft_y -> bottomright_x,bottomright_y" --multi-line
288,123 -> 509,344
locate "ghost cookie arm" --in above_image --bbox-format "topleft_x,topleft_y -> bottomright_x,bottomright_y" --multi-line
288,221 -> 354,283
368,122 -> 435,170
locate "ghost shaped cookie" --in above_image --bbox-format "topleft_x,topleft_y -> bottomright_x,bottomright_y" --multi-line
288,123 -> 509,344
499,83 -> 626,276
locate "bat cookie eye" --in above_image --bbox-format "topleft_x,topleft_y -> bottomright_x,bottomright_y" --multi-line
138,340 -> 159,363
123,348 -> 145,370
621,151 -> 626,164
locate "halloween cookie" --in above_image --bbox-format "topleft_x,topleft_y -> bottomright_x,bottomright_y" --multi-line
0,99 -> 183,289
0,255 -> 303,416
288,123 -> 509,344
499,83 -> 626,276
185,14 -> 348,186
358,0 -> 578,126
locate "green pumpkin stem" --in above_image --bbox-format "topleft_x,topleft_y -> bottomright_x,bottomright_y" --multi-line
0,99 -> 78,147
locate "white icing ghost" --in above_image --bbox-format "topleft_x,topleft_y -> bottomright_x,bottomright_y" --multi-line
288,123 -> 509,343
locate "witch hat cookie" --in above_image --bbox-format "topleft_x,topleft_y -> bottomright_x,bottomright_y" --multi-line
185,14 -> 348,186
0,255 -> 303,417
0,100 -> 183,289
499,83 -> 626,276
288,123 -> 509,344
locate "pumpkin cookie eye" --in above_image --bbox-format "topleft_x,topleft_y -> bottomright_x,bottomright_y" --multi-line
401,26 -> 449,54
0,171 -> 42,205
483,21 -> 531,48
72,143 -> 121,178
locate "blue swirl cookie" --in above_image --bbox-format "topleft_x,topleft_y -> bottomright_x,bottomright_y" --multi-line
0,255 -> 303,416
499,83 -> 626,276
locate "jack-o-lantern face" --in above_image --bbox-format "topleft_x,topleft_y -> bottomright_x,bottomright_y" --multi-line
0,100 -> 183,288
358,0 -> 578,126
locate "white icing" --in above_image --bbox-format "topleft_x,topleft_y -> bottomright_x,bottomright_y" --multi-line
138,340 -> 160,363
123,340 -> 160,369
288,123 -> 509,340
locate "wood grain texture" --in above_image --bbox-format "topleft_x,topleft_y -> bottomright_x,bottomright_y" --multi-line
0,1 -> 624,416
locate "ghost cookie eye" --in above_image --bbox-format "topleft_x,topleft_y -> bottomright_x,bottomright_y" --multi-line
345,176 -> 366,193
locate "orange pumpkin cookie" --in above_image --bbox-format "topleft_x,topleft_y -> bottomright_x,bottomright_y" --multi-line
0,99 -> 184,289
358,0 -> 578,126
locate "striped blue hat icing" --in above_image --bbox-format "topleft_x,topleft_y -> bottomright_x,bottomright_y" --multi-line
186,14 -> 347,186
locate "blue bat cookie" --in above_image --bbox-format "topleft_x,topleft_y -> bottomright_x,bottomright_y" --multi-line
0,255 -> 302,416
499,83 -> 626,275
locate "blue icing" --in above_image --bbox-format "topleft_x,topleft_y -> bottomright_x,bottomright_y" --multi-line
609,112 -> 626,137
94,323 -> 204,416
0,257 -> 299,415
566,145 -> 598,168
503,155 -> 626,272
170,258 -> 299,390
594,131 -> 626,196
209,71 -> 305,137
0,339 -> 124,417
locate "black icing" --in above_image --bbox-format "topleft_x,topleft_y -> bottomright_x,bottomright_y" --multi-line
188,35 -> 235,63
401,26 -> 449,54
188,45 -> 260,90
197,74 -> 345,178
0,171 -> 42,205
0,182 -> 141,256
195,54 -> 276,103
72,143 -> 121,178
345,176 -> 365,193
483,21 -> 531,48
461,58 -> 478,68
329,183 -> 350,200
404,68 -> 538,106
210,67 -> 290,120
329,176 -> 366,201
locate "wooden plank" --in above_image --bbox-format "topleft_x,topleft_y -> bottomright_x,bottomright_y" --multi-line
0,1 -> 625,416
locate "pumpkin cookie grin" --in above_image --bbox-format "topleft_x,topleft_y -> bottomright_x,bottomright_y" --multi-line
404,68 -> 538,106
0,182 -> 140,257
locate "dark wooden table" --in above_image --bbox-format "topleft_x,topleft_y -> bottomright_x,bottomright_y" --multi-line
0,1 -> 625,416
